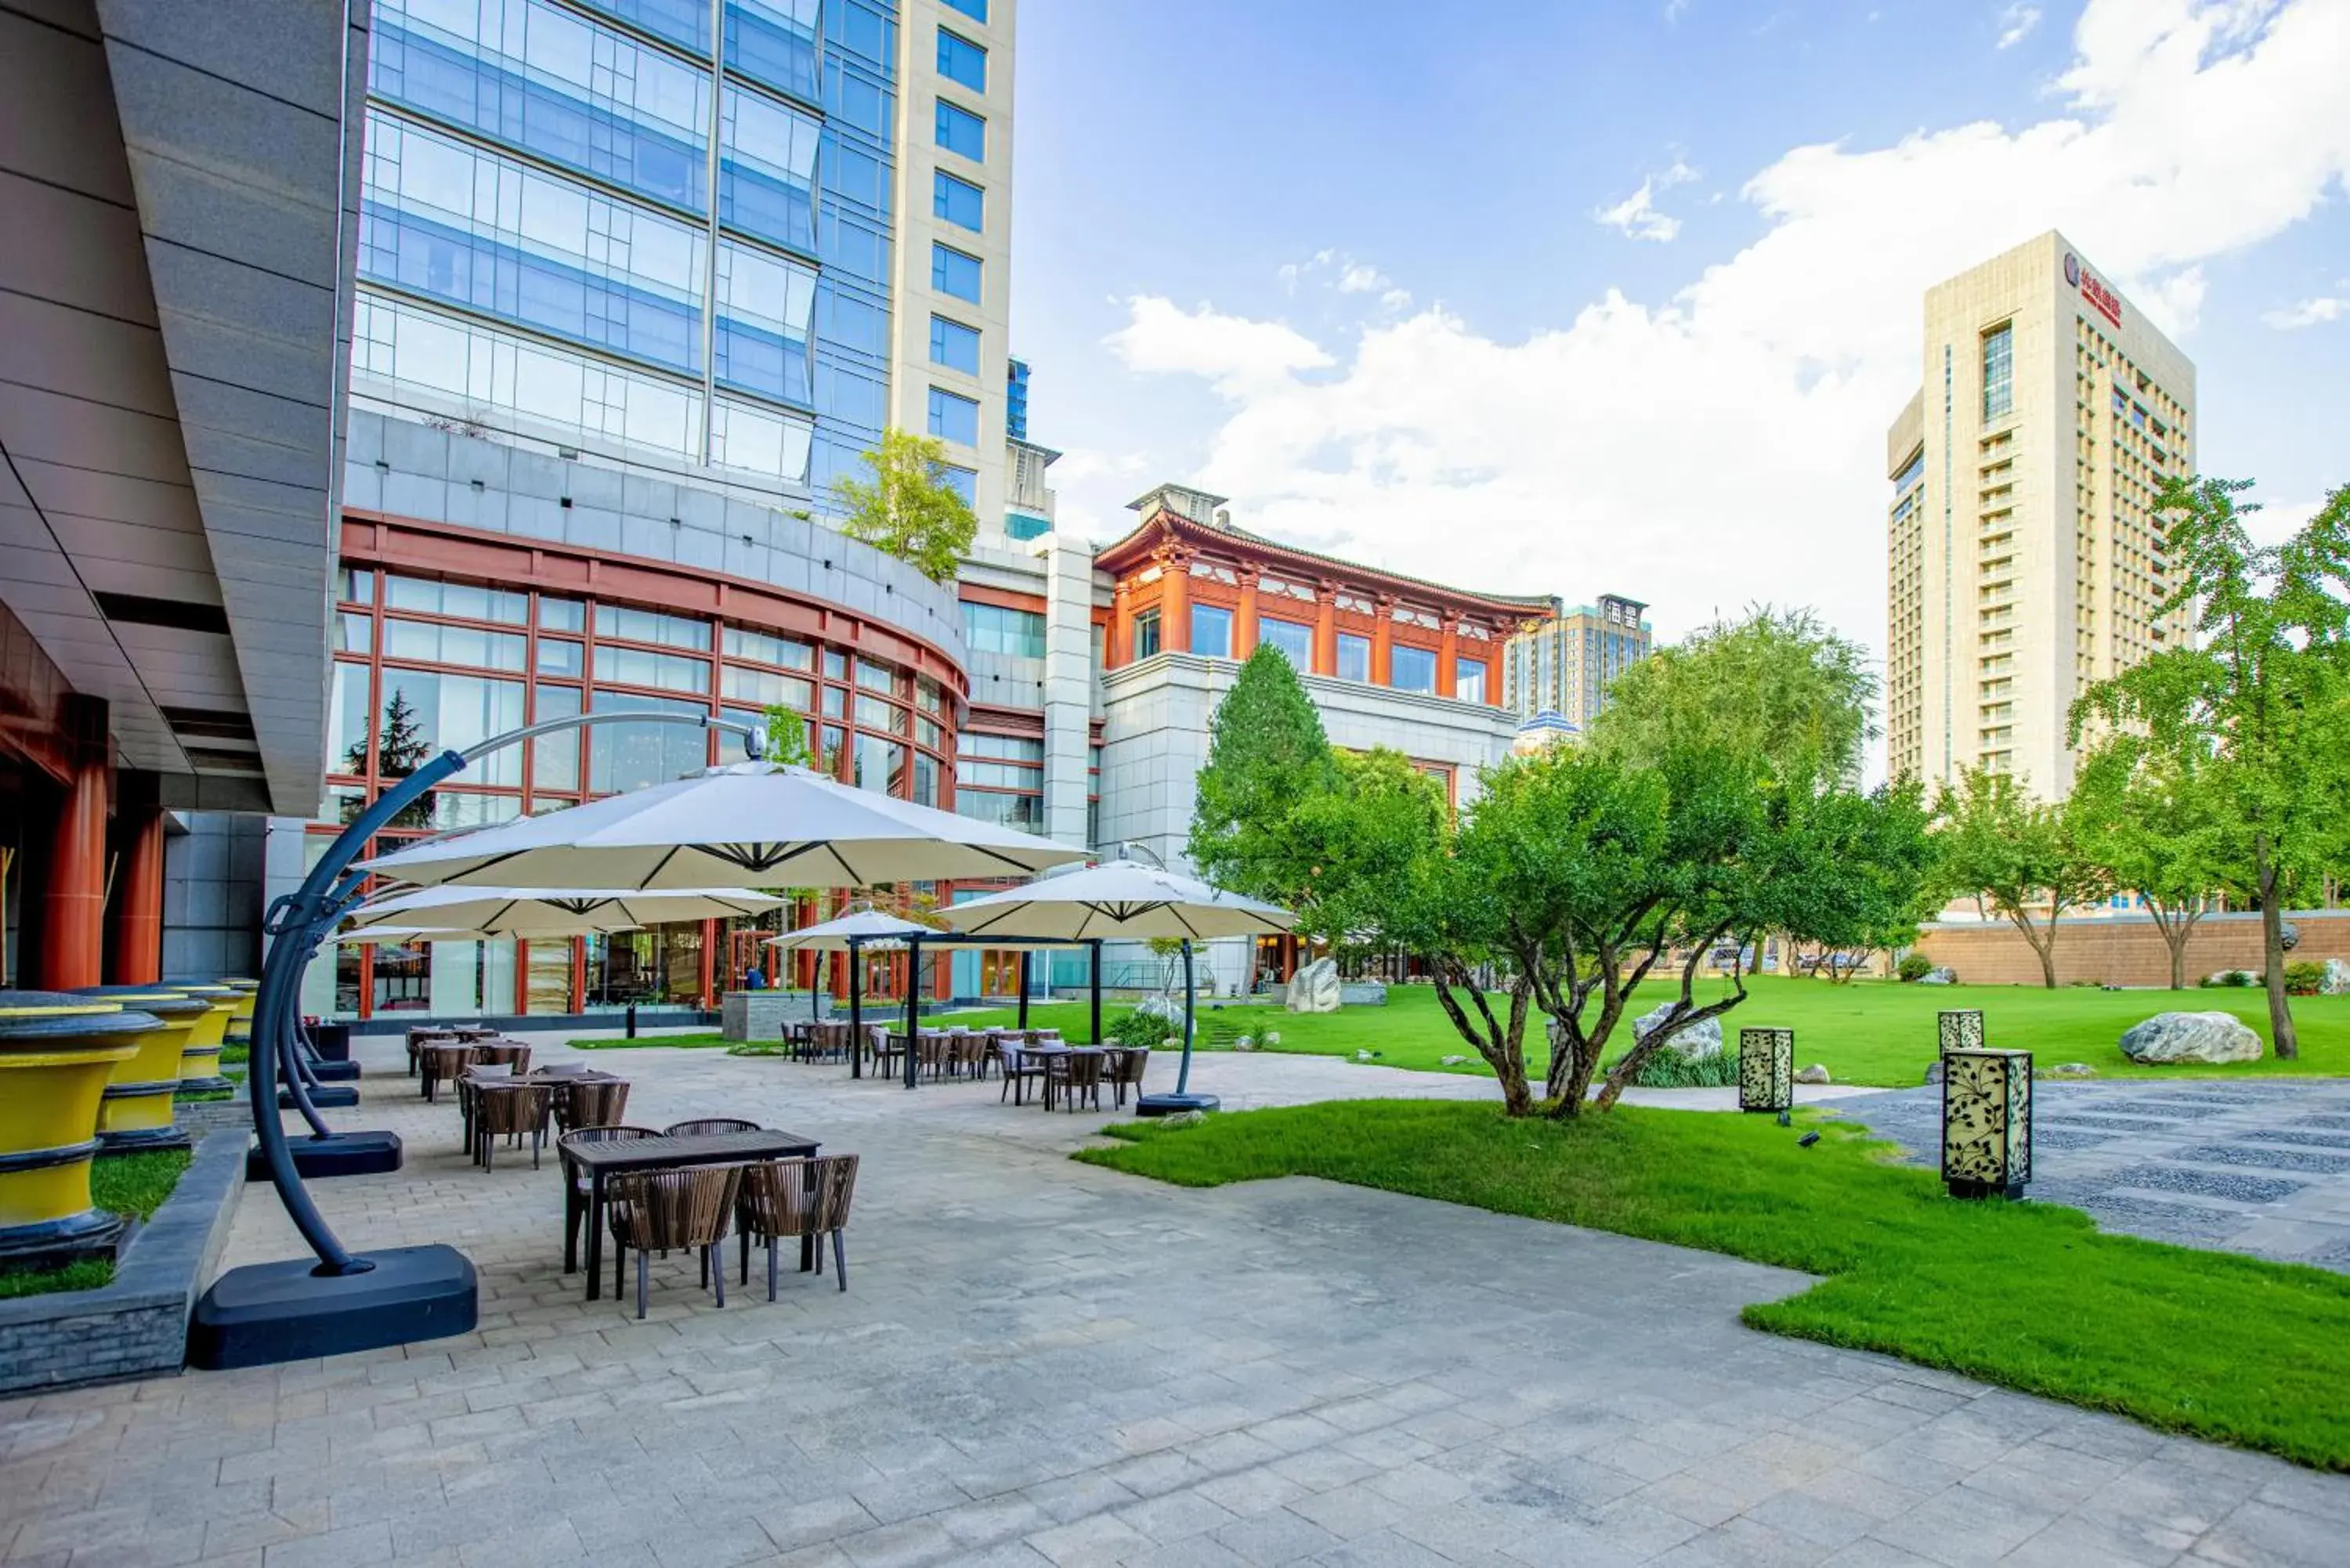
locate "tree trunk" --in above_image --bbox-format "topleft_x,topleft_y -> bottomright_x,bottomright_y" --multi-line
2258,835 -> 2298,1060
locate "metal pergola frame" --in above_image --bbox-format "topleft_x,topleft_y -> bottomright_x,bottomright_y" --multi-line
827,933 -> 1107,1085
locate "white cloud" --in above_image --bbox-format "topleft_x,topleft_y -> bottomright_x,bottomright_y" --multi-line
2264,294 -> 2346,327
1082,0 -> 2350,756
1594,161 -> 1700,243
1998,3 -> 2044,48
1279,250 -> 1412,309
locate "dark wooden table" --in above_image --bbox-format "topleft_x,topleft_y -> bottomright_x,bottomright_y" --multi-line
561,1129 -> 820,1300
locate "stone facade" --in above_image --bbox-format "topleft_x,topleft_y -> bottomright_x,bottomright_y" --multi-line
1913,909 -> 2350,988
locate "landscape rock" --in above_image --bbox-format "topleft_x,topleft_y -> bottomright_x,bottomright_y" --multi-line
1231,1035 -> 1254,1052
2042,1062 -> 2098,1078
1795,1064 -> 1831,1085
2120,1011 -> 2263,1066
2322,958 -> 2350,997
1918,966 -> 1958,985
1441,1054 -> 1470,1067
1262,1031 -> 1282,1046
1286,957 -> 1342,1013
1338,981 -> 1388,1006
1631,1003 -> 1723,1060
1136,995 -> 1180,1023
2280,921 -> 2301,951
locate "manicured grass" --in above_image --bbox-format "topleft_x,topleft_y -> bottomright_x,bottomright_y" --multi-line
577,981 -> 2350,1086
175,1088 -> 235,1104
1081,1100 -> 2350,1470
0,1148 -> 193,1299
570,1031 -> 732,1050
219,1042 -> 248,1066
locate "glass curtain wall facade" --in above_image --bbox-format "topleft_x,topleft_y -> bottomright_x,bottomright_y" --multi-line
308,559 -> 955,1021
356,0 -> 899,504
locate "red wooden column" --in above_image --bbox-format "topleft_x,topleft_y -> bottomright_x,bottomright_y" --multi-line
108,803 -> 166,984
35,694 -> 110,991
1371,596 -> 1396,686
1436,614 -> 1460,700
1233,567 -> 1260,659
1312,580 -> 1338,674
1158,547 -> 1191,653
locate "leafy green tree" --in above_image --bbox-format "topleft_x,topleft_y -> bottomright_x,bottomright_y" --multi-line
833,428 -> 978,585
2073,738 -> 2236,989
1189,642 -> 1341,911
1932,767 -> 2111,989
761,704 -> 815,768
2073,478 -> 2350,1057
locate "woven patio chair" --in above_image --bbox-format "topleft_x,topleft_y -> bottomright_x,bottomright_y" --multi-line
473,1081 -> 552,1171
737,1155 -> 860,1297
606,1164 -> 743,1318
557,1077 -> 631,1134
1046,1050 -> 1105,1113
1109,1046 -> 1152,1108
472,1041 -> 532,1075
663,1117 -> 761,1137
997,1039 -> 1045,1106
559,1125 -> 660,1264
418,1041 -> 479,1103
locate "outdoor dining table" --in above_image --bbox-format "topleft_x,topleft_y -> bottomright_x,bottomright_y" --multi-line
561,1128 -> 820,1300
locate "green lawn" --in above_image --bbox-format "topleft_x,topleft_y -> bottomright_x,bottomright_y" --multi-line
0,1149 -> 193,1300
1081,1100 -> 2350,1471
574,981 -> 2350,1086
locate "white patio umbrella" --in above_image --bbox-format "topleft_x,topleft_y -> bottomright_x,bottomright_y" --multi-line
348,885 -> 785,934
943,860 -> 1297,1114
761,909 -> 938,1064
360,762 -> 1089,890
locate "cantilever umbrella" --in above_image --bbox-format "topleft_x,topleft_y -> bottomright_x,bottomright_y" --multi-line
944,860 -> 1296,1114
764,908 -> 935,1064
361,762 -> 1089,890
348,885 -> 786,934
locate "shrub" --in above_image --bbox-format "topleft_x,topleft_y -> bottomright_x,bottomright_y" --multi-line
1600,1044 -> 1738,1089
1896,954 -> 1933,983
2224,968 -> 2254,988
2285,960 -> 2325,996
1107,1008 -> 1174,1048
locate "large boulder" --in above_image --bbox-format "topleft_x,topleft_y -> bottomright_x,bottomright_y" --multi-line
2119,1011 -> 2263,1066
1918,966 -> 1957,985
2322,959 -> 2350,997
1631,1003 -> 1722,1060
1285,957 -> 1341,1013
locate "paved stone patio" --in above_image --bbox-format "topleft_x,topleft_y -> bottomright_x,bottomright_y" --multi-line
2,1034 -> 2345,1567
1836,1079 -> 2350,1272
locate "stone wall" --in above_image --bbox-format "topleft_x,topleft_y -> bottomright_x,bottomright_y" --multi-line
1913,909 -> 2350,988
0,1132 -> 245,1396
721,990 -> 826,1041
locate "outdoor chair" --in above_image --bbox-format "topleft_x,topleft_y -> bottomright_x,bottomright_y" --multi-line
918,1032 -> 950,1082
606,1164 -> 743,1319
472,1041 -> 532,1075
418,1042 -> 479,1103
473,1082 -> 552,1170
874,1033 -> 907,1078
557,1077 -> 631,1134
663,1117 -> 760,1137
559,1125 -> 660,1263
1046,1050 -> 1105,1113
737,1155 -> 860,1297
956,1033 -> 991,1080
997,1039 -> 1045,1106
1110,1046 -> 1151,1108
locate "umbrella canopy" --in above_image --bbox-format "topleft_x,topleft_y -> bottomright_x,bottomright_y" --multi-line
360,763 -> 1090,891
349,885 -> 784,936
943,860 -> 1296,941
763,909 -> 934,952
333,925 -> 559,945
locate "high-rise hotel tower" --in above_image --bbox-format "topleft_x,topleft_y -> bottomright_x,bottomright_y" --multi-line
1885,232 -> 2194,797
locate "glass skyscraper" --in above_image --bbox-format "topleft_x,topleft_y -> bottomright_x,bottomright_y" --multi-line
352,0 -> 1014,515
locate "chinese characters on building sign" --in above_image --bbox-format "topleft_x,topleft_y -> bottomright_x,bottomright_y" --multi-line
2066,252 -> 2123,327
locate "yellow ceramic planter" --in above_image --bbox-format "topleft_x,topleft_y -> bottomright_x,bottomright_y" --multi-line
0,993 -> 155,1266
166,982 -> 239,1092
71,988 -> 204,1153
218,977 -> 258,1046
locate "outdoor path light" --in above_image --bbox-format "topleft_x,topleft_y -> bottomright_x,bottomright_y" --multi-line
1941,1046 -> 2034,1199
1737,1027 -> 1794,1114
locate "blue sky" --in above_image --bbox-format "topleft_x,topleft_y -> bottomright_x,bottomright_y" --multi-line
1003,0 -> 2350,705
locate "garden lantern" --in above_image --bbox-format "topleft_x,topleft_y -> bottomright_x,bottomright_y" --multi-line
1937,1009 -> 1985,1055
1737,1027 -> 1794,1113
1940,1046 -> 2033,1199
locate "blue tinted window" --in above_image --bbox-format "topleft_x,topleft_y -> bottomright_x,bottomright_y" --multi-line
1004,511 -> 1048,541
941,0 -> 987,20
962,602 -> 1044,656
360,111 -> 704,377
928,315 -> 981,374
938,464 -> 978,507
935,100 -> 985,161
715,243 -> 818,406
1260,618 -> 1312,667
1191,605 -> 1233,659
576,0 -> 708,51
725,0 -> 820,104
931,243 -> 982,303
1336,634 -> 1369,683
721,87 -> 820,255
933,171 -> 984,232
1391,645 -> 1437,694
927,387 -> 979,446
937,30 -> 986,92
371,0 -> 710,215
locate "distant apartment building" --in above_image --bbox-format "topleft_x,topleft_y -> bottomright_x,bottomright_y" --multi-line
1885,231 -> 2195,796
1501,595 -> 1654,734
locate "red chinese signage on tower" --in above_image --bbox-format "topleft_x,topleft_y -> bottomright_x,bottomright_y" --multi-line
2065,251 -> 2123,327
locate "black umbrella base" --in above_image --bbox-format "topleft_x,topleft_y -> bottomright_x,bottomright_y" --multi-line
1136,1092 -> 1220,1117
308,1059 -> 362,1082
280,1085 -> 359,1110
188,1245 -> 478,1369
248,1131 -> 403,1181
